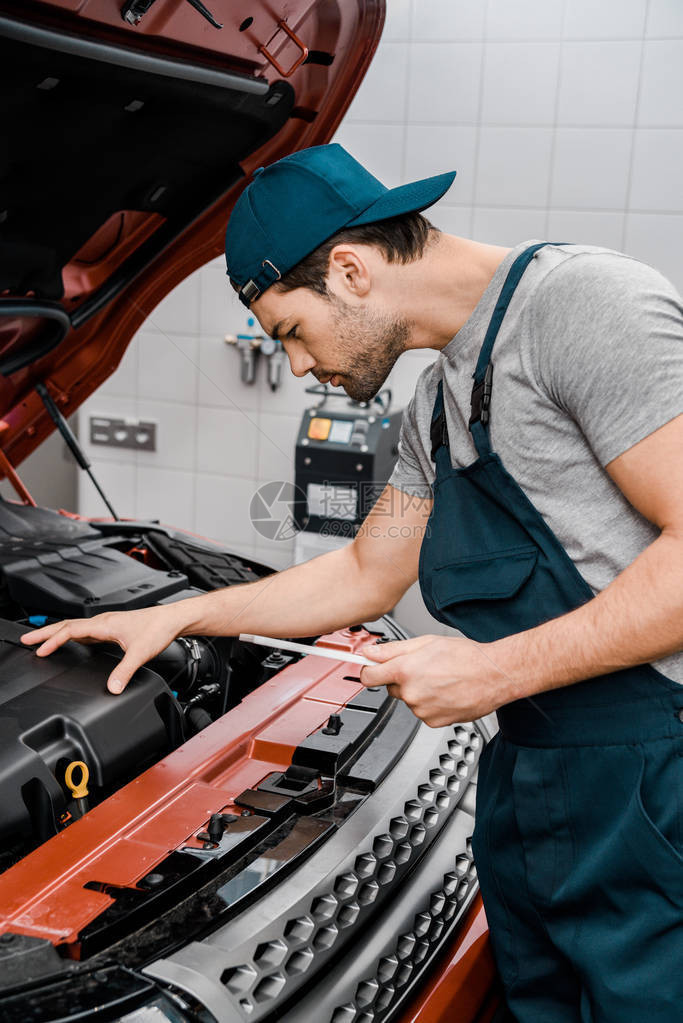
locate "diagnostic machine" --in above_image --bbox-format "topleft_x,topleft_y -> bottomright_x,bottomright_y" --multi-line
293,386 -> 402,563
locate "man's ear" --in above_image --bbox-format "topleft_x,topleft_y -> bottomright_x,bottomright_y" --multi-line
327,245 -> 371,299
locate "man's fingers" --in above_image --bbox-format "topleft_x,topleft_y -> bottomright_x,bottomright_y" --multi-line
35,625 -> 77,657
360,639 -> 407,662
21,622 -> 65,645
360,657 -> 407,688
360,635 -> 434,662
34,618 -> 109,656
107,650 -> 142,695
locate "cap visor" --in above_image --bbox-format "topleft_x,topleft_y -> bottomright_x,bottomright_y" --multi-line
346,170 -> 456,227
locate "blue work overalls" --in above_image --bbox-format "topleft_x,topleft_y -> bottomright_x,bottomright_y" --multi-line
418,244 -> 683,1021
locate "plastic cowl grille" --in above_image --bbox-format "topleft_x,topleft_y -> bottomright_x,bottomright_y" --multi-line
219,725 -> 482,1019
329,837 -> 478,1022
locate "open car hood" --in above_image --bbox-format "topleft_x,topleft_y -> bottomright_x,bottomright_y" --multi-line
0,0 -> 384,467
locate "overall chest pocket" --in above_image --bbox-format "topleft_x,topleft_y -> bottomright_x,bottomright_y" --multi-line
429,545 -> 539,641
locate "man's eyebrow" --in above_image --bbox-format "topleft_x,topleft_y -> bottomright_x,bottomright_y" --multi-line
270,320 -> 284,341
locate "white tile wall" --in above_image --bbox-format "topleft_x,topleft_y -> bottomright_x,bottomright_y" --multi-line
257,412 -> 300,481
194,474 -> 260,552
137,331 -> 199,404
557,43 -> 641,126
147,269 -> 201,336
563,0 -> 647,40
472,207 -> 547,246
411,0 -> 487,41
407,43 -> 484,123
637,41 -> 683,127
78,0 -> 683,637
136,466 -> 195,529
198,263 -> 236,337
629,130 -> 683,211
486,0 -> 564,40
475,127 -> 554,207
550,129 -> 633,209
481,43 -> 560,125
345,42 -> 410,123
646,0 -> 683,38
196,406 -> 258,477
546,210 -> 625,249
383,0 -> 412,41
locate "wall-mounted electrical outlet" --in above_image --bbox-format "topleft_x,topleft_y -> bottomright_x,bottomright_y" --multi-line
89,416 -> 157,452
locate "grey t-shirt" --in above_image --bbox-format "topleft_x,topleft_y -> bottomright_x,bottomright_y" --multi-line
389,241 -> 683,682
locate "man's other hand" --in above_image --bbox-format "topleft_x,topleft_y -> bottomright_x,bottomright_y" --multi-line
359,634 -> 516,726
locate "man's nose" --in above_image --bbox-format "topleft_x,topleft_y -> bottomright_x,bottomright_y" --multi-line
287,343 -> 316,378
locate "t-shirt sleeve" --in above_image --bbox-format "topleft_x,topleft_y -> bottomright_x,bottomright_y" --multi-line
531,253 -> 683,466
388,386 -> 434,499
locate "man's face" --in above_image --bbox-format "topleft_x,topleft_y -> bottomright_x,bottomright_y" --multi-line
251,284 -> 410,403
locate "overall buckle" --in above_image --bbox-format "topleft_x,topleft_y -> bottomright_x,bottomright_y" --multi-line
430,413 -> 448,460
469,363 -> 493,427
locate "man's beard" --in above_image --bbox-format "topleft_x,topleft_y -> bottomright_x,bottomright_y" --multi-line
324,296 -> 411,403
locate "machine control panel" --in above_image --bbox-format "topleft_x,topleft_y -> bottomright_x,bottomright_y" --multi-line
306,414 -> 385,448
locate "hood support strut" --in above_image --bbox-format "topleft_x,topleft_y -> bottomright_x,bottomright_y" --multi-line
36,382 -> 119,520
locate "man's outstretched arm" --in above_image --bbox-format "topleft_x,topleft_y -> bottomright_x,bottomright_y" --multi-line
361,415 -> 683,725
20,485 -> 431,694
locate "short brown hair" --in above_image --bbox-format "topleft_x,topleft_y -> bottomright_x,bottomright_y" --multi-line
275,211 -> 438,297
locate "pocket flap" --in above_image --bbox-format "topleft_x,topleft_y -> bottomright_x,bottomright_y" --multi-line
432,547 -> 538,609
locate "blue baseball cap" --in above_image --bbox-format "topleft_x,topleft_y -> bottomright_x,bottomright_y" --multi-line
225,144 -> 456,307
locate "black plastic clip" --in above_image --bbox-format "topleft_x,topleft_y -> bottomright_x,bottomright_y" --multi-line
469,363 -> 494,427
430,412 -> 449,460
197,812 -> 238,846
322,713 -> 343,736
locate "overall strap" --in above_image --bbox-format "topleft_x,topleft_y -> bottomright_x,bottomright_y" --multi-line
469,242 -> 554,455
429,378 -> 448,466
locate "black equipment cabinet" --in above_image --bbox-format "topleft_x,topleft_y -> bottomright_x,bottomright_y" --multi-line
294,388 -> 403,538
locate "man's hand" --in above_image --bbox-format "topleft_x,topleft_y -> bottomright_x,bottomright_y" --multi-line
20,606 -> 186,694
359,634 -> 517,727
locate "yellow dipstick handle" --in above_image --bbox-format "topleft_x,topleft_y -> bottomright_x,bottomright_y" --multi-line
65,760 -> 90,815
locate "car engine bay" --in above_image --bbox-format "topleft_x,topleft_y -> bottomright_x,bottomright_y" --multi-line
0,495 -> 314,873
0,496 -> 486,1023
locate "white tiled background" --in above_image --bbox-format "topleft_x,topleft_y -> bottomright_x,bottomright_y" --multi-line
72,0 -> 682,633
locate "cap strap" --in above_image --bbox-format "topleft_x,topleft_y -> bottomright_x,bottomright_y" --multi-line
238,259 -> 282,307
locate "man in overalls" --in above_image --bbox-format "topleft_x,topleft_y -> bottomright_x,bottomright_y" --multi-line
23,146 -> 683,1019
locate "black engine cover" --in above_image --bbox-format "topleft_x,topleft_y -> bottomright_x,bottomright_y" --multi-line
0,620 -> 181,843
0,498 -> 189,617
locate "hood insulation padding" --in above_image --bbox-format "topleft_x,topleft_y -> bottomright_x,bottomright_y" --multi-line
0,29 -> 294,299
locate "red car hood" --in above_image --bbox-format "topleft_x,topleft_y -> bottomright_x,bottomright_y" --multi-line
0,0 -> 384,466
